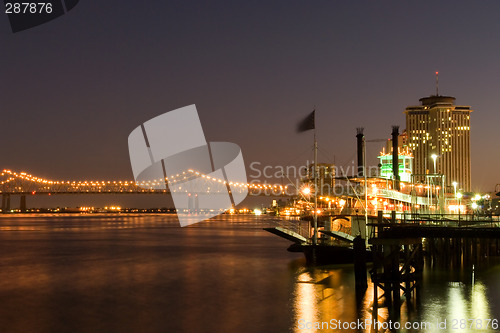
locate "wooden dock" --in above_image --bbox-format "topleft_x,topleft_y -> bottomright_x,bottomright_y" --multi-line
365,211 -> 500,319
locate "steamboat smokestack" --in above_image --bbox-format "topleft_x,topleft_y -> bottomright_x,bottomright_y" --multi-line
356,128 -> 364,177
392,125 -> 400,191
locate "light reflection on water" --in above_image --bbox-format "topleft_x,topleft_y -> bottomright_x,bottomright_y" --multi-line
0,215 -> 499,332
291,259 -> 499,333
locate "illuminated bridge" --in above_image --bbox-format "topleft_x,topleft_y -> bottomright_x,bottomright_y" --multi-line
0,169 -> 292,212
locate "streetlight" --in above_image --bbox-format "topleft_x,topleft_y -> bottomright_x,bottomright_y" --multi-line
457,192 -> 463,221
452,181 -> 458,206
484,194 -> 492,212
301,186 -> 311,196
471,202 -> 478,220
431,154 -> 438,174
430,154 -> 438,213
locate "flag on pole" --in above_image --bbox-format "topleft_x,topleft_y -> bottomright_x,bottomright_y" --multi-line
297,110 -> 315,132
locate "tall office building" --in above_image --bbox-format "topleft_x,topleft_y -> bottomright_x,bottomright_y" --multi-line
405,95 -> 472,191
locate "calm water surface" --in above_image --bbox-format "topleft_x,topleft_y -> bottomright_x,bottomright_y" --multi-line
0,215 -> 499,333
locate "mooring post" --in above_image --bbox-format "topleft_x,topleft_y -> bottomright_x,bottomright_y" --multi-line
403,245 -> 411,300
383,244 -> 393,309
372,250 -> 378,308
391,244 -> 401,312
377,210 -> 383,237
415,243 -> 423,306
354,236 -> 368,292
371,244 -> 379,332
460,238 -> 465,266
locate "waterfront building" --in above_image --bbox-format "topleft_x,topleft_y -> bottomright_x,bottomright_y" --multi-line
404,95 -> 472,191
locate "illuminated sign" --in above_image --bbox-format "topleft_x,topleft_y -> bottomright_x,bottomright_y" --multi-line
378,153 -> 413,183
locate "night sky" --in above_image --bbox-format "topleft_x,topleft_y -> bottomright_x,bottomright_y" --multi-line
1,1 -> 499,196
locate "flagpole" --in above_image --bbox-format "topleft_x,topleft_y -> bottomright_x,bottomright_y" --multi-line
313,120 -> 318,246
364,134 -> 368,240
297,109 -> 318,247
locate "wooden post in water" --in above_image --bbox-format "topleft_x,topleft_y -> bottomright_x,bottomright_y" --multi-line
391,243 -> 401,312
382,243 -> 393,309
354,236 -> 368,292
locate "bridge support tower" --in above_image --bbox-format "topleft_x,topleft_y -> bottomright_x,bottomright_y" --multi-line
2,194 -> 10,213
20,195 -> 26,213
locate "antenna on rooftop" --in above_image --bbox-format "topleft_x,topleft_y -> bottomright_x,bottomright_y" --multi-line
435,71 -> 439,96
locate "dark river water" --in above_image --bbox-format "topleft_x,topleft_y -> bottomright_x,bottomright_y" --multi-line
0,214 -> 499,332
